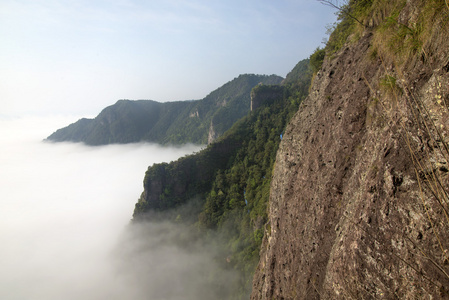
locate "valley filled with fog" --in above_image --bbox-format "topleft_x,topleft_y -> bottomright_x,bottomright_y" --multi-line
0,116 -> 225,300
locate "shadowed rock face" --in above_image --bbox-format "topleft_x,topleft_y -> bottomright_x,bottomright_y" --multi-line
250,85 -> 284,112
251,3 -> 449,298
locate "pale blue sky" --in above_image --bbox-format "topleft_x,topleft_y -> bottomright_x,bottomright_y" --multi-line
0,0 -> 336,116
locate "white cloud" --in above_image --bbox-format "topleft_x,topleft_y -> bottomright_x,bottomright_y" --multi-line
0,116 -> 213,300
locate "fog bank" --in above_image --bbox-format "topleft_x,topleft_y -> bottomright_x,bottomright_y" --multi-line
0,117 -> 212,299
114,216 -> 241,300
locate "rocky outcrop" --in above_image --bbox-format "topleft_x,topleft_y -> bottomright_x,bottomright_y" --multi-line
251,2 -> 449,299
189,109 -> 200,118
133,136 -> 244,218
251,85 -> 284,111
207,121 -> 218,144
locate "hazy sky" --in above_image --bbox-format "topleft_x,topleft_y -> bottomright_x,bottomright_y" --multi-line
1,0 -> 336,116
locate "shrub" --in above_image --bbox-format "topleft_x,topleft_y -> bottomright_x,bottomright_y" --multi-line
310,47 -> 326,73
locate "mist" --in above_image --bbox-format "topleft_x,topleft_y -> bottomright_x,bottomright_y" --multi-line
0,117 -> 239,300
114,210 -> 242,300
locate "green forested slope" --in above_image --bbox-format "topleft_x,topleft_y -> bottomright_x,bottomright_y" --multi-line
46,74 -> 282,145
133,59 -> 312,299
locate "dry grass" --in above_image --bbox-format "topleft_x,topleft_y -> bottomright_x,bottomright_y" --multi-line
363,40 -> 449,293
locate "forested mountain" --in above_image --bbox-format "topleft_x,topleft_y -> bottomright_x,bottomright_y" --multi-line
46,0 -> 449,298
133,58 -> 313,299
132,0 -> 449,298
46,74 -> 282,145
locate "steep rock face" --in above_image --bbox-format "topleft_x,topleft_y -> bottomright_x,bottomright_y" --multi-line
250,85 -> 284,111
207,121 -> 217,144
251,4 -> 449,299
133,138 -> 243,217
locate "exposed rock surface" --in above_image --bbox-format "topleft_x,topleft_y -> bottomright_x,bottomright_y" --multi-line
251,3 -> 449,299
251,85 -> 284,111
207,121 -> 218,144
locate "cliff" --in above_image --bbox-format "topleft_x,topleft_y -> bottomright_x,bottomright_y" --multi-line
250,85 -> 284,112
251,0 -> 449,299
132,59 -> 313,299
133,138 -> 243,215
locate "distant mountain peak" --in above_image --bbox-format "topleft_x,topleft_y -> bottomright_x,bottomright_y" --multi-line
46,74 -> 283,145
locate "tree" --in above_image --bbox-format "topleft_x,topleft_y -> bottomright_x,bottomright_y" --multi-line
317,0 -> 365,26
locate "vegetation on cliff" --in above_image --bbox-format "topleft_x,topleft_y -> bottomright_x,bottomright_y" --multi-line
131,0 -> 449,297
251,0 -> 449,298
133,58 -> 313,298
46,74 -> 282,145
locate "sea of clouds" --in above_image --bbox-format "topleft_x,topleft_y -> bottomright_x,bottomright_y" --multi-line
0,116 -> 238,300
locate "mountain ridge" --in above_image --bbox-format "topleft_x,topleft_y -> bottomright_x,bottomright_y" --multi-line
46,74 -> 283,145
46,0 -> 449,297
132,58 -> 313,298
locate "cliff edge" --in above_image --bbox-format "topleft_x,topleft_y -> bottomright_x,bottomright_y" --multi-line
252,1 -> 449,299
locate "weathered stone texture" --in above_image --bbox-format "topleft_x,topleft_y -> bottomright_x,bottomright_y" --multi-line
251,6 -> 449,298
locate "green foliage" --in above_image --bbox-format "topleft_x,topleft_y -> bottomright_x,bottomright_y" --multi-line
47,74 -> 283,146
310,47 -> 326,73
324,0 -> 373,54
283,58 -> 312,85
322,0 -> 448,67
376,3 -> 424,57
196,90 -> 306,297
380,74 -> 397,89
356,0 -> 448,67
133,58 -> 313,299
162,74 -> 283,144
374,0 -> 448,63
322,0 -> 446,63
379,74 -> 403,100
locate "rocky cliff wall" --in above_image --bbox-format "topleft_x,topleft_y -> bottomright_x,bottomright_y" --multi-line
251,2 -> 449,299
251,85 -> 284,112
